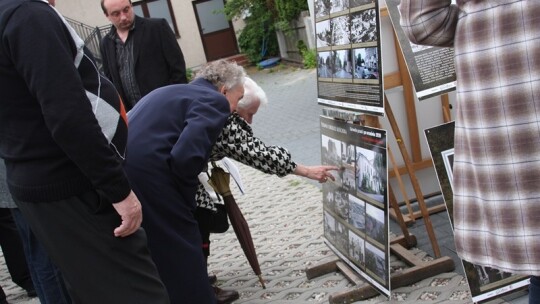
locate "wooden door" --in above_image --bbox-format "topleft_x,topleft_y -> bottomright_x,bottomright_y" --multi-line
193,0 -> 239,61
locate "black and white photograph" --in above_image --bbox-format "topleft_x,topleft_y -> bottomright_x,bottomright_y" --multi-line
366,204 -> 385,245
330,0 -> 349,14
335,221 -> 349,253
334,189 -> 349,220
475,265 -> 514,287
332,50 -> 353,79
341,164 -> 356,192
314,0 -> 331,18
349,232 -> 365,267
331,15 -> 350,46
365,242 -> 387,282
349,0 -> 374,8
317,51 -> 333,78
322,181 -> 339,214
350,9 -> 377,44
356,146 -> 385,204
424,122 -> 455,222
321,134 -> 342,167
324,210 -> 336,242
348,194 -> 366,231
316,19 -> 332,48
342,142 -> 356,164
353,47 -> 379,80
441,148 -> 454,190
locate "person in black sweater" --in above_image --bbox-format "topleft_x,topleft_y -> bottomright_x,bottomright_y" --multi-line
0,0 -> 169,302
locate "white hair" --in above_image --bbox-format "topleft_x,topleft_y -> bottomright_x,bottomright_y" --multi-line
238,77 -> 268,109
194,59 -> 246,90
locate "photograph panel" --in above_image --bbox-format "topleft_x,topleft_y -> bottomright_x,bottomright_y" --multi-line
332,49 -> 353,79
348,194 -> 366,231
355,146 -> 385,204
349,0 -> 375,8
334,189 -> 349,220
324,210 -> 336,242
314,0 -> 331,18
316,19 -> 332,48
331,15 -> 351,46
349,231 -> 366,268
366,204 -> 385,245
424,121 -> 529,301
350,9 -> 377,44
365,242 -> 387,282
330,0 -> 349,14
353,47 -> 379,80
322,181 -> 339,214
335,220 -> 349,253
317,51 -> 333,78
322,135 -> 343,167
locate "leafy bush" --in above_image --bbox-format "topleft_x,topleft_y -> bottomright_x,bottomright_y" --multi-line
301,48 -> 317,69
225,0 -> 308,64
275,0 -> 309,32
237,16 -> 279,63
297,40 -> 316,68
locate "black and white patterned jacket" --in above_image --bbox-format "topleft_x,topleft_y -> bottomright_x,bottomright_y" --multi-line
196,112 -> 297,210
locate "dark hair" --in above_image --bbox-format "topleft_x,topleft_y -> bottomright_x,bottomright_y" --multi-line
100,0 -> 132,15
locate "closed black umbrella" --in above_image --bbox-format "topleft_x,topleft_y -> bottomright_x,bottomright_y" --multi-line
208,165 -> 266,289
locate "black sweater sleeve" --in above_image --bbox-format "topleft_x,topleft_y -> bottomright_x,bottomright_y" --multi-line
3,2 -> 130,204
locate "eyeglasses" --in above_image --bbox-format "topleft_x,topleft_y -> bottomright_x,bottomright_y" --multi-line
109,5 -> 132,18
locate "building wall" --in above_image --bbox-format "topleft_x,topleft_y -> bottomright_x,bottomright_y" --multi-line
55,0 -> 244,69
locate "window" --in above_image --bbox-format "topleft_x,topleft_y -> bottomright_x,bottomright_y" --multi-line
132,0 -> 180,37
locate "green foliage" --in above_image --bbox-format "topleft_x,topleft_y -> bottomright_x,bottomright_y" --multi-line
186,68 -> 193,82
224,0 -> 308,64
274,0 -> 308,32
296,40 -> 315,68
237,13 -> 279,63
301,48 -> 317,69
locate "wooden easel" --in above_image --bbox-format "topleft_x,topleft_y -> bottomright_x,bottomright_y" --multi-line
305,7 -> 455,302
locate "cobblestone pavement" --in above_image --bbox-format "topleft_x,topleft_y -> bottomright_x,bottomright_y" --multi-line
208,66 -> 474,303
208,162 -> 472,303
0,65 -> 525,303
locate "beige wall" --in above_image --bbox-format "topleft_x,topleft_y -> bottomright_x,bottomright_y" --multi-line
55,0 -> 244,69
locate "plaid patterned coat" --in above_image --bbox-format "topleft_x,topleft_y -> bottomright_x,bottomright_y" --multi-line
399,0 -> 540,275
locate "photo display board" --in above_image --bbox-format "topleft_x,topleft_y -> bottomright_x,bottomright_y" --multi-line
425,122 -> 530,303
314,0 -> 384,116
385,0 -> 457,100
320,116 -> 389,295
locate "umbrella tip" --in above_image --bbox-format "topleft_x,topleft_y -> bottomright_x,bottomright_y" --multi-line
258,275 -> 266,289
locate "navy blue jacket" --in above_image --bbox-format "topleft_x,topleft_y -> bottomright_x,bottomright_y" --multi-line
123,78 -> 230,303
125,78 -> 230,223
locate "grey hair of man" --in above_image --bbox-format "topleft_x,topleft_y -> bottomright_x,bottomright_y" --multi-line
194,59 -> 246,91
238,77 -> 268,110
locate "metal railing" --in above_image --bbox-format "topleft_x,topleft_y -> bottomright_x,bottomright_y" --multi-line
64,17 -> 110,70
